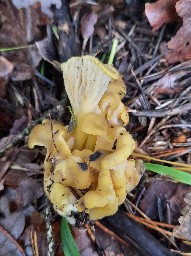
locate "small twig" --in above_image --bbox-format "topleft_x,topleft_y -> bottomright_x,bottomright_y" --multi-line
132,152 -> 191,170
131,69 -> 150,110
117,28 -> 149,60
125,55 -> 162,81
127,213 -> 175,229
127,213 -> 182,241
30,230 -> 40,256
34,70 -> 55,87
158,124 -> 191,130
132,102 -> 191,117
153,147 -> 191,160
167,147 -> 191,160
171,250 -> 191,256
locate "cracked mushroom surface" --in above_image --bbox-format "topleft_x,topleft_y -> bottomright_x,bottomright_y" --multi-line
28,56 -> 144,224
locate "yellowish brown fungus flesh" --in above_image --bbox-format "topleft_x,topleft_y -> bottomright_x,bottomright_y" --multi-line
28,56 -> 144,223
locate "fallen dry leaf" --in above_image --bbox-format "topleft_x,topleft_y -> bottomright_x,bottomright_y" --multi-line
0,0 -> 48,80
12,0 -> 62,18
0,226 -> 25,256
0,56 -> 14,98
0,195 -> 25,238
81,11 -> 98,50
81,12 -> 98,41
140,179 -> 177,220
4,170 -> 43,208
145,0 -> 179,31
145,0 -> 191,63
72,227 -> 99,256
140,179 -> 191,224
166,0 -> 191,63
173,192 -> 191,240
0,195 -> 25,255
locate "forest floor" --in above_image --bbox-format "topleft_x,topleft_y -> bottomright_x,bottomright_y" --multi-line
0,0 -> 191,255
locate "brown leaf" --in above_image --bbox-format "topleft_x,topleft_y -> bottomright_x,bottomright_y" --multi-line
0,226 -> 25,256
0,56 -> 14,98
81,12 -> 98,41
0,0 -> 48,80
145,0 -> 179,31
4,170 -> 43,208
166,0 -> 191,63
72,226 -> 99,256
140,179 -> 191,223
0,195 -> 25,255
173,192 -> 191,240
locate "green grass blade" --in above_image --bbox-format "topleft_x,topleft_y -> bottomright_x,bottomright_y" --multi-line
40,60 -> 45,76
51,25 -> 59,40
144,163 -> 191,185
100,53 -> 106,63
61,217 -> 80,256
0,45 -> 30,52
108,38 -> 118,65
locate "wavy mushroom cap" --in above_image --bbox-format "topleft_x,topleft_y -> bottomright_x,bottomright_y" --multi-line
61,56 -> 119,115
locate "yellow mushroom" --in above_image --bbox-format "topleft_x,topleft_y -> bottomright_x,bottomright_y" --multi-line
28,56 -> 144,223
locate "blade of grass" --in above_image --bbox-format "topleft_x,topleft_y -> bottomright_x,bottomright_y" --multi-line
108,38 -> 118,65
40,60 -> 45,76
144,163 -> 191,185
51,25 -> 59,40
100,53 -> 106,63
0,45 -> 30,52
61,217 -> 80,256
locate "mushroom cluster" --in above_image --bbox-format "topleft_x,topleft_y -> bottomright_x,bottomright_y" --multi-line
28,56 -> 143,224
